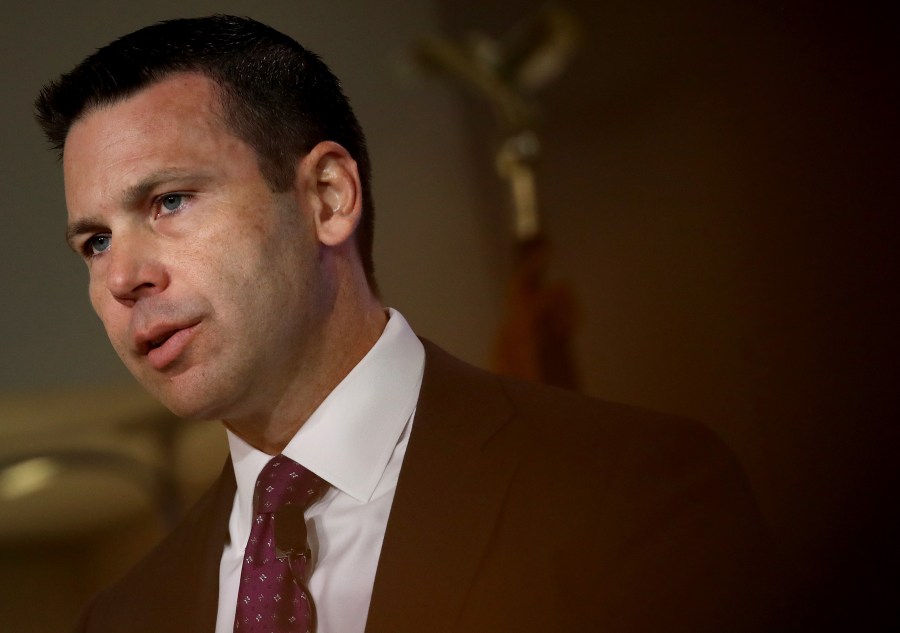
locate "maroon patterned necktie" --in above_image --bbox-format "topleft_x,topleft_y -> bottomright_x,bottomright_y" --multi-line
234,455 -> 328,632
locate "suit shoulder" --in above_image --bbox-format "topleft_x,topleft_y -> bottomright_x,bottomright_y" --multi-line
421,337 -> 735,475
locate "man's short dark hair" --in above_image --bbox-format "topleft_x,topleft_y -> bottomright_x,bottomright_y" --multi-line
35,14 -> 377,291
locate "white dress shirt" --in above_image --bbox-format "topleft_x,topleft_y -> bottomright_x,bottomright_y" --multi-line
215,309 -> 425,633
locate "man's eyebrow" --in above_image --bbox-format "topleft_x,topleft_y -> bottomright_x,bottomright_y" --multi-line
65,170 -> 213,251
65,217 -> 106,252
121,169 -> 211,207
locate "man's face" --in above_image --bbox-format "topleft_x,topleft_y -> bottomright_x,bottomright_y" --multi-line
63,73 -> 331,422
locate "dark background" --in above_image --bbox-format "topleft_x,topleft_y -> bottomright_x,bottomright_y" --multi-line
437,1 -> 898,628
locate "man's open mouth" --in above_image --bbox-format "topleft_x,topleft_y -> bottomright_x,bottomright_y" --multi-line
147,332 -> 175,351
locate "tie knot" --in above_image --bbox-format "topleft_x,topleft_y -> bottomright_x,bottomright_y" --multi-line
253,455 -> 327,514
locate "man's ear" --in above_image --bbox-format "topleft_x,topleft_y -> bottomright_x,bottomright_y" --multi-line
296,141 -> 362,247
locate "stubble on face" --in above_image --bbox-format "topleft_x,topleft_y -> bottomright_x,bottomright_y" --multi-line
63,74 -> 334,430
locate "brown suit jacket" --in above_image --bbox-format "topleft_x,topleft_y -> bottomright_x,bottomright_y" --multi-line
76,341 -> 774,632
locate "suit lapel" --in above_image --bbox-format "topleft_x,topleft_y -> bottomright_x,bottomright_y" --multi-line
82,457 -> 235,633
189,458 -> 236,630
365,341 -> 521,633
155,457 -> 236,632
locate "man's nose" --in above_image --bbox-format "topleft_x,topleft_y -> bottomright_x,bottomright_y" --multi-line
105,236 -> 169,304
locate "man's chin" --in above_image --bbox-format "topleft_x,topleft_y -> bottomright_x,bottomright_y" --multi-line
139,377 -> 231,422
156,398 -> 229,422
126,360 -> 200,413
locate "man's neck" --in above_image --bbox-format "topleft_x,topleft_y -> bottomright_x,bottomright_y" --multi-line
223,293 -> 388,455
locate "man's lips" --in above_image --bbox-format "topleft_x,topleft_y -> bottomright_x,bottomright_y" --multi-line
136,321 -> 200,370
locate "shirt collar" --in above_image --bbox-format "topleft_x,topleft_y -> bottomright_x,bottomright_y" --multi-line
227,309 -> 424,517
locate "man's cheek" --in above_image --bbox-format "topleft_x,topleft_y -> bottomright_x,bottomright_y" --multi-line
88,278 -> 105,316
89,292 -> 125,352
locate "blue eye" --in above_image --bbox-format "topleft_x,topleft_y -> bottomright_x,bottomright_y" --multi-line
160,194 -> 183,212
87,234 -> 111,256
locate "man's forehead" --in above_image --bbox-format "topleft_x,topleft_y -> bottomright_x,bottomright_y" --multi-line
66,72 -> 226,145
61,73 -> 250,218
65,74 -> 233,163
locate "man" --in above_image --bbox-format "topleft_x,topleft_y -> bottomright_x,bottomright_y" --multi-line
36,15 -> 774,633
